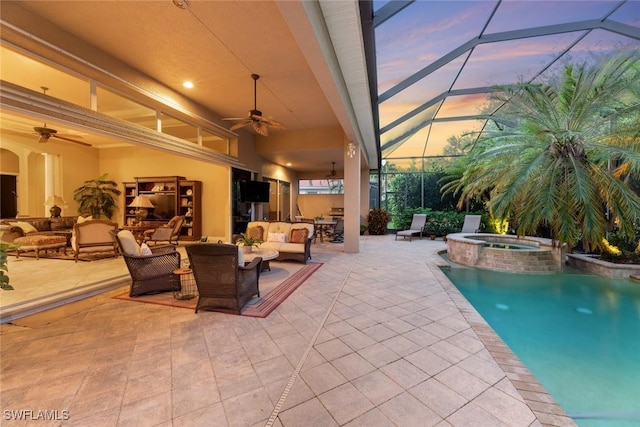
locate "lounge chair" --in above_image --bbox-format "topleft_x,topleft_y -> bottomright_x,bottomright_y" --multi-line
461,215 -> 482,233
395,214 -> 427,241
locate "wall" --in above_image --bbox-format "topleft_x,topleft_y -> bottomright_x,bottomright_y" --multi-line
101,146 -> 230,240
297,194 -> 343,220
1,137 -> 100,217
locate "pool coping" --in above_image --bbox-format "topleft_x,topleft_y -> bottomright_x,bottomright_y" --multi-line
432,253 -> 577,426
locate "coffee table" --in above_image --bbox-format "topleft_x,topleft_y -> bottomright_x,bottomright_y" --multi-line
244,248 -> 279,272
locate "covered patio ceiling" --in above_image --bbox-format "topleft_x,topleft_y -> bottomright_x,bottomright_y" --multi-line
374,0 -> 640,170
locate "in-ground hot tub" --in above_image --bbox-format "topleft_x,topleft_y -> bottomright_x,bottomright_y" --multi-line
446,233 -> 565,273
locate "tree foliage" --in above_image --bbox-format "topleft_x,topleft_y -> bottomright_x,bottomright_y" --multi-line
446,54 -> 640,251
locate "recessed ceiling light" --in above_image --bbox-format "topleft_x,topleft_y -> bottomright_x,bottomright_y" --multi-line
182,81 -> 194,89
286,162 -> 292,167
172,0 -> 189,9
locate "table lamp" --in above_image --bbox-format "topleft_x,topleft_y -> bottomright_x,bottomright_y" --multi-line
44,195 -> 68,217
128,195 -> 154,224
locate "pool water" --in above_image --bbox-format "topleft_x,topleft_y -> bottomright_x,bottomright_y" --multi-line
443,264 -> 640,426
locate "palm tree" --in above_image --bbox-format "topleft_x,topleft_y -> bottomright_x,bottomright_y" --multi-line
448,54 -> 640,252
73,173 -> 122,220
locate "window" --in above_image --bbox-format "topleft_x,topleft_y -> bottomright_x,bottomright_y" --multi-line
298,179 -> 344,195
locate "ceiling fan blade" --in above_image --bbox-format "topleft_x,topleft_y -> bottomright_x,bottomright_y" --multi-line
262,118 -> 286,129
222,117 -> 249,121
52,134 -> 92,147
253,121 -> 269,137
230,121 -> 252,131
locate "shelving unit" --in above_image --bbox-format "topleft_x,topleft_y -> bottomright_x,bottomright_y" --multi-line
123,182 -> 137,226
121,176 -> 202,240
178,181 -> 202,240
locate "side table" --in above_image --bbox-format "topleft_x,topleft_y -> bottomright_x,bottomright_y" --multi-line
173,268 -> 197,300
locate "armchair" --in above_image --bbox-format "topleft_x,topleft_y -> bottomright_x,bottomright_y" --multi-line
186,243 -> 261,314
111,230 -> 181,297
143,215 -> 184,245
71,219 -> 119,262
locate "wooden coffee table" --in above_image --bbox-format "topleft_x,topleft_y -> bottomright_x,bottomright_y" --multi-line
244,248 -> 279,272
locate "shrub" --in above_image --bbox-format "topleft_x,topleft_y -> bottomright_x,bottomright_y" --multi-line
367,208 -> 391,235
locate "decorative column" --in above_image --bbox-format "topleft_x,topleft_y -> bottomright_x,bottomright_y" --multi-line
344,139 -> 360,253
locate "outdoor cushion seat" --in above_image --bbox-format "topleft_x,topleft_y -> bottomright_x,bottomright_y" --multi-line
13,235 -> 67,259
396,214 -> 427,241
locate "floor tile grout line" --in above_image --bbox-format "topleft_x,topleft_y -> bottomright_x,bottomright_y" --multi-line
265,247 -> 362,426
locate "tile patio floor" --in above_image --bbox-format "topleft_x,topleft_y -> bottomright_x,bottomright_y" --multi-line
0,236 -> 576,426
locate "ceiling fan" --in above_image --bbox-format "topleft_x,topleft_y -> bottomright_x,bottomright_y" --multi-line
33,124 -> 92,147
326,162 -> 338,179
223,74 -> 285,137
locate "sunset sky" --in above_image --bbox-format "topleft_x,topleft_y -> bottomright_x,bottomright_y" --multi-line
372,0 -> 640,168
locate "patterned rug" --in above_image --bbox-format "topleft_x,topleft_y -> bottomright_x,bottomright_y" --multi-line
11,249 -> 117,262
113,262 -> 322,318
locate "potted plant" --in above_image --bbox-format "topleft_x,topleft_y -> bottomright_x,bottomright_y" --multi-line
423,221 -> 439,240
367,208 -> 391,235
236,233 -> 262,253
73,173 -> 122,220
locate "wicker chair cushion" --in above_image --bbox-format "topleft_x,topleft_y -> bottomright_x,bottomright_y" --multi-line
118,230 -> 141,255
246,226 -> 264,241
290,228 -> 308,244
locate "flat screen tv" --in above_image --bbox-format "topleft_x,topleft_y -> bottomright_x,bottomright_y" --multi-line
146,194 -> 176,220
240,181 -> 270,203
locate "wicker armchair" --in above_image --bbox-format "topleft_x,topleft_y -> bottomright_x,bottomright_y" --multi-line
110,230 -> 181,297
186,243 -> 261,314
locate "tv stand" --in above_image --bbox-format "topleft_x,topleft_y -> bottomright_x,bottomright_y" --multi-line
122,176 -> 201,241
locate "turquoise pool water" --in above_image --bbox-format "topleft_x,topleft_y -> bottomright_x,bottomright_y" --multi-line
442,264 -> 640,426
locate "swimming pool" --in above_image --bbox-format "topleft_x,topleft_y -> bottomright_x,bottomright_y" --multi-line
442,263 -> 640,426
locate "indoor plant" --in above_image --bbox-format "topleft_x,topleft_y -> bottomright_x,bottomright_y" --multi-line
73,173 -> 122,220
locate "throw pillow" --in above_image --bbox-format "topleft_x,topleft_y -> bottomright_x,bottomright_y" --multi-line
290,228 -> 309,244
8,221 -> 38,234
267,232 -> 286,243
77,215 -> 93,224
117,230 -> 141,256
140,243 -> 153,256
237,245 -> 245,266
246,226 -> 264,241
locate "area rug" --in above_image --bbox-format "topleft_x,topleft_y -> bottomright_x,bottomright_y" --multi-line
11,250 -> 117,262
113,262 -> 322,318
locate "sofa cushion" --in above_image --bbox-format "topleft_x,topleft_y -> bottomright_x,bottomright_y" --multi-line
278,242 -> 306,254
51,217 -> 76,231
290,228 -> 308,244
77,215 -> 93,224
267,232 -> 286,243
29,219 -> 52,232
246,225 -> 264,241
9,221 -> 38,234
